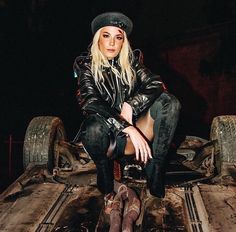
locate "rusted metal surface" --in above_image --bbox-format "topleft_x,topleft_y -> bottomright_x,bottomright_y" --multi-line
195,184 -> 236,232
141,187 -> 188,231
0,182 -> 65,232
95,185 -> 189,231
1,166 -> 236,232
51,186 -> 103,232
1,131 -> 236,231
0,165 -> 100,232
177,136 -> 215,177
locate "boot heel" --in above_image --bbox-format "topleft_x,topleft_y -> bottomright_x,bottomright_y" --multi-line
147,164 -> 165,198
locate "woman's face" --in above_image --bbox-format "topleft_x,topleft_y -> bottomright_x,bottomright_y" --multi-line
98,26 -> 124,60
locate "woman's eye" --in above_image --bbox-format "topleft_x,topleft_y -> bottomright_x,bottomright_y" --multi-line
102,34 -> 109,38
116,36 -> 123,40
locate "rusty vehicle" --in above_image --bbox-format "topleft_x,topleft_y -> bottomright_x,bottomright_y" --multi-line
0,115 -> 236,232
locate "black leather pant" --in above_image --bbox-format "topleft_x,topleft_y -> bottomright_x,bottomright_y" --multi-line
80,92 -> 181,194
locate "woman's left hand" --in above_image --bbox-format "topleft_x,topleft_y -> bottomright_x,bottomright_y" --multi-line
122,126 -> 152,163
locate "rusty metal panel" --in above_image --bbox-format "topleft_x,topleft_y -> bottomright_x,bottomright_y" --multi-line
195,184 -> 236,232
0,183 -> 65,232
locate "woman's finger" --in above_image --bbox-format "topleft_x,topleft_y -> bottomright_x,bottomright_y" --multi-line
134,143 -> 140,161
146,144 -> 152,159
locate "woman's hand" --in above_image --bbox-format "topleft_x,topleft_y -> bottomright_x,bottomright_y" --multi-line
122,126 -> 152,163
120,102 -> 133,125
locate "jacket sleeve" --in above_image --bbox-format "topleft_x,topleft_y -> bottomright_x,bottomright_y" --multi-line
73,56 -> 131,135
126,50 -> 165,118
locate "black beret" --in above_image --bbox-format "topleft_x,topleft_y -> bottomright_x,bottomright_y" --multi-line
91,12 -> 133,36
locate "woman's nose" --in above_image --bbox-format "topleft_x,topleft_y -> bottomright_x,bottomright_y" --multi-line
109,38 -> 115,46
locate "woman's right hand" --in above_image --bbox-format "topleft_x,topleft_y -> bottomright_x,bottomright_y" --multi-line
122,126 -> 152,163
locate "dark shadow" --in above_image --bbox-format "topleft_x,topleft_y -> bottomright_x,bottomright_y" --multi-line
155,57 -> 209,146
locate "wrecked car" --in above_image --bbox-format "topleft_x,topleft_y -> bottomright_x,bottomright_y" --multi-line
0,114 -> 236,231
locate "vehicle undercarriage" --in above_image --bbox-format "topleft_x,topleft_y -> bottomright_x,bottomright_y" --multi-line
1,115 -> 236,231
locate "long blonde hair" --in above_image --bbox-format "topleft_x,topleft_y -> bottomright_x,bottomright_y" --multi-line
90,28 -> 136,93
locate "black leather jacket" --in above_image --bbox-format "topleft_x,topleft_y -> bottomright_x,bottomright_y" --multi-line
73,49 -> 165,135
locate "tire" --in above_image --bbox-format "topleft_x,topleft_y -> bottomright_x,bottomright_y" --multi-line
210,115 -> 236,176
23,116 -> 67,172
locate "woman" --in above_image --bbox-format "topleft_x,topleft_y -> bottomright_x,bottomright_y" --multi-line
73,12 -> 180,205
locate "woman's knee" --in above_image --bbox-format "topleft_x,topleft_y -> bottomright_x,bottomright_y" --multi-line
80,115 -> 110,155
167,93 -> 181,114
150,92 -> 181,119
82,115 -> 107,135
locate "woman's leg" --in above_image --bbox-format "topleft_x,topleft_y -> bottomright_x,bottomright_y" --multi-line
145,92 -> 181,198
80,114 -> 114,194
123,92 -> 180,197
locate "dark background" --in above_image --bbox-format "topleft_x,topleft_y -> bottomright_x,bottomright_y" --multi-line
1,0 -> 236,190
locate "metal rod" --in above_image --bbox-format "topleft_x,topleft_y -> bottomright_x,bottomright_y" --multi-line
8,134 -> 12,178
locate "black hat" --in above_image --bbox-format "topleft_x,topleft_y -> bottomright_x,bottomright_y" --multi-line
91,12 -> 133,36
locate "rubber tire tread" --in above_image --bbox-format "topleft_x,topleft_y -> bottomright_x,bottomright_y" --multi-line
23,116 -> 66,171
210,115 -> 236,173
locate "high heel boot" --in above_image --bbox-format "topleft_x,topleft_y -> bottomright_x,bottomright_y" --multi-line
145,160 -> 166,198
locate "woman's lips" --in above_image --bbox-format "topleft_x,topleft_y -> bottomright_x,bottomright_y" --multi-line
107,49 -> 115,52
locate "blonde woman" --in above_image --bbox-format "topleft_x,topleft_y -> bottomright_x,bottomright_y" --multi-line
73,12 -> 181,208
